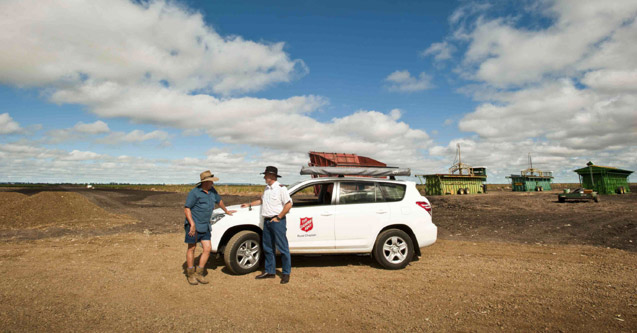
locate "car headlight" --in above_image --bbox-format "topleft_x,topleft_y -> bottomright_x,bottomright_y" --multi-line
210,213 -> 225,225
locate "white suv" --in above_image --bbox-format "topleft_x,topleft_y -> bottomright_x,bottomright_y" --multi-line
209,177 -> 437,274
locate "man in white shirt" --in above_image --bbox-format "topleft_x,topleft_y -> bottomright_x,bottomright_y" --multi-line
241,166 -> 293,284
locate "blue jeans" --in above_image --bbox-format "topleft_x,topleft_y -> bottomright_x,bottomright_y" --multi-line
262,217 -> 291,275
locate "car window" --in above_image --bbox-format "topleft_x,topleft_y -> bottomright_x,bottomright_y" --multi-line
378,183 -> 406,202
290,182 -> 334,207
338,182 -> 381,204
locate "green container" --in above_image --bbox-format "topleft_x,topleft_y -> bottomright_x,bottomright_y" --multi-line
574,163 -> 633,194
417,174 -> 487,195
508,175 -> 553,192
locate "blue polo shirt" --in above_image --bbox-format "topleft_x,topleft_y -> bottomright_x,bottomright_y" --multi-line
184,186 -> 221,232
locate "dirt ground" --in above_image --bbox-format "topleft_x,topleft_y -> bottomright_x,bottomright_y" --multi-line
0,186 -> 636,331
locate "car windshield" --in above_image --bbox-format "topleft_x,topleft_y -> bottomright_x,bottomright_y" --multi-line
286,180 -> 307,191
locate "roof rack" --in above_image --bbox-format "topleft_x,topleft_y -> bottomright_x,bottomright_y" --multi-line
300,166 -> 411,179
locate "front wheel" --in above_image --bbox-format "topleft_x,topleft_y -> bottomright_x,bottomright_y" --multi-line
373,229 -> 414,270
224,231 -> 261,275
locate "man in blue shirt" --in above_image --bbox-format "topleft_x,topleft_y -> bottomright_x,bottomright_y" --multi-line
184,170 -> 235,285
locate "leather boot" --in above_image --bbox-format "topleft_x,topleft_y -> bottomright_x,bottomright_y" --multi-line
186,267 -> 198,285
195,266 -> 209,284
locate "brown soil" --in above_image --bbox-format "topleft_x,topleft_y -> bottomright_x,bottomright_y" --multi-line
0,192 -> 26,208
0,234 -> 635,332
429,191 -> 636,252
0,186 -> 636,331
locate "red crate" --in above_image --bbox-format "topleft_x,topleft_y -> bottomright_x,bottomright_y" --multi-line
308,151 -> 386,168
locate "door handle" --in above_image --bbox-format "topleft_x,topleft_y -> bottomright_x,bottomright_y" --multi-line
376,210 -> 388,214
321,212 -> 333,216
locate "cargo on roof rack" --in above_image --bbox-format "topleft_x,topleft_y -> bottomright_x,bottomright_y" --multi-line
300,166 -> 411,177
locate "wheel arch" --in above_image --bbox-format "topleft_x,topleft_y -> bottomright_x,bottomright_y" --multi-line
377,224 -> 421,257
218,225 -> 262,254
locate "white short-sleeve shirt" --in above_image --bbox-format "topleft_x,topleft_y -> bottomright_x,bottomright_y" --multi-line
261,181 -> 292,217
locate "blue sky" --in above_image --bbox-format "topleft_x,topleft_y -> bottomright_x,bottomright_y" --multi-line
0,0 -> 635,184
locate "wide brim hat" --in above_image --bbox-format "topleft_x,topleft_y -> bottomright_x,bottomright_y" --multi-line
198,170 -> 219,184
260,165 -> 282,178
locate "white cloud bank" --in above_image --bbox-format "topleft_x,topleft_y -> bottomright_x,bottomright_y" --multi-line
0,0 -> 432,182
0,0 -> 306,95
98,129 -> 171,145
427,0 -> 637,176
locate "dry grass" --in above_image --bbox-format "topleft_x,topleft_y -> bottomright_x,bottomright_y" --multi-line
94,184 -> 266,195
0,192 -> 136,230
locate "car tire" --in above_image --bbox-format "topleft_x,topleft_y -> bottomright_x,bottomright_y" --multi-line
224,231 -> 261,275
594,195 -> 600,203
558,196 -> 565,203
373,229 -> 414,270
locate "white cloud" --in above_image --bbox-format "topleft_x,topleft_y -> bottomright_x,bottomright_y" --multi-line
0,0 -> 433,170
581,69 -> 637,93
97,129 -> 171,145
0,0 -> 306,96
0,113 -> 22,134
47,120 -> 111,143
62,150 -> 103,161
424,0 -> 637,175
384,70 -> 434,92
427,138 -> 632,182
422,41 -> 455,61
46,81 -> 431,160
458,0 -> 637,86
74,120 -> 110,134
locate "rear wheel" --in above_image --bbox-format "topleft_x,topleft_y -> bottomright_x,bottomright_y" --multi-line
373,229 -> 414,270
558,196 -> 565,203
593,195 -> 600,203
224,231 -> 261,275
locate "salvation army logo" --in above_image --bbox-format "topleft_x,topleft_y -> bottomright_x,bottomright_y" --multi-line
300,217 -> 313,232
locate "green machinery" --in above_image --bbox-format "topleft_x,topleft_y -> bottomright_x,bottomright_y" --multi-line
506,154 -> 553,191
573,161 -> 633,194
558,188 -> 599,203
416,144 -> 487,195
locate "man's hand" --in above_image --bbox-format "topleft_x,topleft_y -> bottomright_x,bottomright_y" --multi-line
188,225 -> 196,237
272,216 -> 280,222
225,210 -> 237,216
240,203 -> 249,208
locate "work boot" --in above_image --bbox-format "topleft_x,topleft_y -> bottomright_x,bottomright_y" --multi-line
195,266 -> 209,284
186,267 -> 198,285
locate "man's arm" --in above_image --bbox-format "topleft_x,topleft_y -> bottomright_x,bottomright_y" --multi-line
184,207 -> 196,236
218,200 -> 237,215
240,198 -> 262,208
272,201 -> 292,222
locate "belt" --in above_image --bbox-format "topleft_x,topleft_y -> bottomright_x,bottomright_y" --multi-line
263,216 -> 279,219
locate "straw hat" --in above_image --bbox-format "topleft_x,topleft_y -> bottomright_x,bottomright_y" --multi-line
198,170 -> 219,184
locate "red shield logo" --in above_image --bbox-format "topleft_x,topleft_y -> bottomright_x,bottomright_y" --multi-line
300,217 -> 313,232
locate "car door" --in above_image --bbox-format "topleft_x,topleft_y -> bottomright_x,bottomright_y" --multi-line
333,181 -> 390,250
286,181 -> 335,251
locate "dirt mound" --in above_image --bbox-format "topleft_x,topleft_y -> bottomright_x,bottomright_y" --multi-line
0,192 -> 27,209
0,192 -> 136,230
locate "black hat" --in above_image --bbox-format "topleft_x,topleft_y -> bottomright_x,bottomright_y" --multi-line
261,166 -> 281,178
